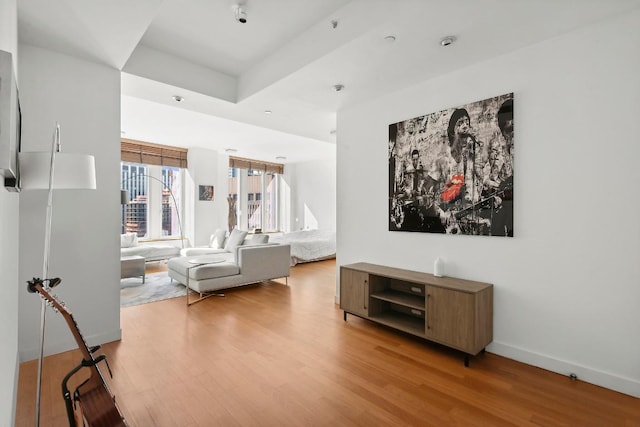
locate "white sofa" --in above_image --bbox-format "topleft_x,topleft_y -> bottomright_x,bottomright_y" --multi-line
120,233 -> 182,262
167,243 -> 291,296
168,229 -> 290,302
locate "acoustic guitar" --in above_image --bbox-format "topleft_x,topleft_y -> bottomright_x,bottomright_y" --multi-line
28,277 -> 127,427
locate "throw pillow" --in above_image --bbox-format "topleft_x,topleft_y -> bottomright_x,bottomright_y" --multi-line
209,229 -> 227,248
224,228 -> 248,252
120,233 -> 138,248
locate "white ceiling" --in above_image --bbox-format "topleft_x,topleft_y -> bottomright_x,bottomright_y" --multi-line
17,0 -> 640,163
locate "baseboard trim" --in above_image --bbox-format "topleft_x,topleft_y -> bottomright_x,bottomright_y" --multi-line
20,328 -> 122,362
489,341 -> 640,398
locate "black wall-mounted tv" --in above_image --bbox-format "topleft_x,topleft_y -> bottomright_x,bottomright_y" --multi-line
0,49 -> 22,192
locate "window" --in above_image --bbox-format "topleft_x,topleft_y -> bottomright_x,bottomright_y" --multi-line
121,164 -> 148,236
228,157 -> 282,232
121,163 -> 184,239
247,170 -> 262,230
121,139 -> 187,239
263,172 -> 277,231
160,166 -> 182,237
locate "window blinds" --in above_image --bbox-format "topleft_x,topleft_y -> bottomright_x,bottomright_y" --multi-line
229,156 -> 284,174
121,139 -> 188,168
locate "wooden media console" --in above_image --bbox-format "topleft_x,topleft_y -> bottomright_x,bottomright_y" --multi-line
340,262 -> 493,366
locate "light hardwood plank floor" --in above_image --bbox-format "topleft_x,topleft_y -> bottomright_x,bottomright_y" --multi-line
16,259 -> 640,426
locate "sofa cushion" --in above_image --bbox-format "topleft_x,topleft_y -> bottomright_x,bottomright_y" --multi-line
120,233 -> 138,248
191,262 -> 239,280
224,229 -> 248,252
209,229 -> 227,249
167,256 -> 239,279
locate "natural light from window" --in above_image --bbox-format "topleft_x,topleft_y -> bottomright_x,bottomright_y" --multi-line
121,163 -> 183,239
229,167 -> 279,232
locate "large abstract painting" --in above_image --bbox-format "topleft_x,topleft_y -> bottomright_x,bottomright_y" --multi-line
389,93 -> 514,236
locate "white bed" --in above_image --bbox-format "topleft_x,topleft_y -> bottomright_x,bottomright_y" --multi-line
269,229 -> 336,266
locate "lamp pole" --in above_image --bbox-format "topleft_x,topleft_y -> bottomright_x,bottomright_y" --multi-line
35,123 -> 61,426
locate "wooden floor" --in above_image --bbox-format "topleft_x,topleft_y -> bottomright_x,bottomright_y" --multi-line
16,259 -> 640,426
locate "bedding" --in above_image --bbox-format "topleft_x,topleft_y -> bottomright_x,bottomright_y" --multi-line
269,229 -> 336,266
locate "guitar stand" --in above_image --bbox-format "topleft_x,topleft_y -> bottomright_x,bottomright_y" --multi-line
61,346 -> 113,427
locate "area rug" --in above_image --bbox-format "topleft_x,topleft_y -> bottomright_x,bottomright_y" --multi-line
120,272 -> 185,307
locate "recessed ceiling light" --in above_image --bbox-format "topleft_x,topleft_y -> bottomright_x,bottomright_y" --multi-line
172,95 -> 184,102
332,84 -> 344,92
264,110 -> 272,114
225,148 -> 238,154
331,20 -> 338,29
329,129 -> 336,135
440,36 -> 456,47
275,156 -> 287,161
384,35 -> 396,42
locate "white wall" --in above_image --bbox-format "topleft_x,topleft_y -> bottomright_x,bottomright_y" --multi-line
184,148 -> 333,243
0,171 -> 19,427
283,155 -> 336,232
18,45 -> 122,360
0,185 -> 19,427
184,149 -> 337,241
0,0 -> 16,61
337,11 -> 640,397
186,147 -> 229,245
0,1 -> 19,424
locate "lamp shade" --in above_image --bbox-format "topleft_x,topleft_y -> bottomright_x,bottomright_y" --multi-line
19,152 -> 96,190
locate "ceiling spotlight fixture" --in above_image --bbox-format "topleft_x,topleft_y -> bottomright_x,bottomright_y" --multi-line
172,95 -> 184,102
384,35 -> 396,42
232,4 -> 247,24
225,148 -> 238,154
332,84 -> 344,92
331,20 -> 338,29
440,36 -> 456,47
275,156 -> 287,161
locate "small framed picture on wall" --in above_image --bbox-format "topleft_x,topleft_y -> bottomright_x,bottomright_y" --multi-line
199,185 -> 214,201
